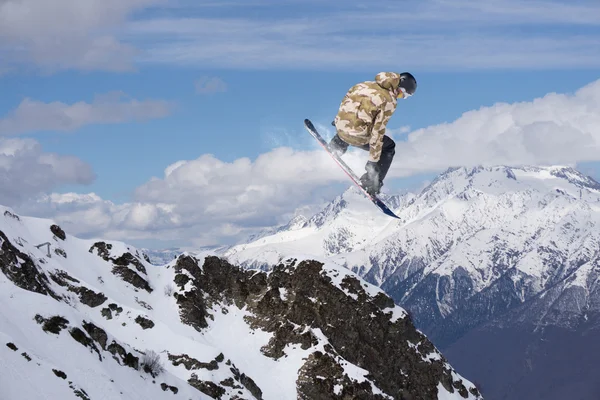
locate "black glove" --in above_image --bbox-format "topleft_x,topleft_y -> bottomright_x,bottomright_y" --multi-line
365,161 -> 380,181
360,161 -> 382,195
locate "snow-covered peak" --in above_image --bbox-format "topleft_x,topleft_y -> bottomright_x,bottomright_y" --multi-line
225,165 -> 600,350
0,206 -> 481,399
421,165 -> 599,201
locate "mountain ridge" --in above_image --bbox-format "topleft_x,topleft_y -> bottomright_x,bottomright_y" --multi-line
0,205 -> 480,399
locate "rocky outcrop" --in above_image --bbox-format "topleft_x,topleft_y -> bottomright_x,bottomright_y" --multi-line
111,266 -> 153,293
50,224 -> 66,241
0,230 -> 59,299
49,271 -> 107,308
89,242 -> 152,292
135,315 -> 155,329
174,255 -> 481,399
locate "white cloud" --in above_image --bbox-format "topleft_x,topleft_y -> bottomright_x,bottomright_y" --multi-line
195,77 -> 227,94
3,0 -> 600,72
0,0 -> 162,72
14,78 -> 600,248
126,0 -> 600,70
16,145 -> 351,246
0,92 -> 172,135
388,79 -> 600,177
0,138 -> 95,205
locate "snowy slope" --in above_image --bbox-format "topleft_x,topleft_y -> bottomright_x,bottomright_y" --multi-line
225,188 -> 411,270
0,206 -> 481,400
224,165 -> 600,345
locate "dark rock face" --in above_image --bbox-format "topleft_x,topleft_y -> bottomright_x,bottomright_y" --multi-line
89,242 -> 152,292
174,255 -> 481,399
135,315 -> 155,330
297,351 -> 387,400
70,327 -> 102,361
49,270 -> 107,308
113,252 -> 147,275
0,230 -> 58,299
35,315 -> 69,334
53,369 -> 67,379
82,321 -> 108,350
50,224 -> 66,240
89,241 -> 113,261
75,287 -> 108,308
188,375 -> 227,399
101,303 -> 123,320
168,353 -> 219,371
112,266 -> 153,293
107,341 -> 139,370
160,383 -> 178,394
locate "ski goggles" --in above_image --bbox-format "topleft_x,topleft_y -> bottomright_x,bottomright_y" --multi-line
397,86 -> 412,99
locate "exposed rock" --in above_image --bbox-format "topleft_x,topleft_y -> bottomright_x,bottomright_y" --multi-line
69,328 -> 102,361
230,364 -> 263,400
168,353 -> 219,371
21,352 -> 32,361
107,341 -> 139,370
89,241 -> 113,260
174,256 -> 481,399
49,270 -> 107,308
82,321 -> 108,350
220,378 -> 242,389
160,383 -> 179,394
109,303 -> 123,313
135,297 -> 153,310
188,374 -> 226,399
54,248 -> 67,258
172,255 -> 212,330
69,382 -> 91,400
89,242 -> 148,276
135,315 -> 155,330
50,224 -> 66,240
112,266 -> 153,293
53,369 -> 67,379
6,342 -> 17,351
101,303 -> 123,320
113,252 -> 147,275
75,287 -> 107,308
297,351 -> 386,400
35,315 -> 69,334
101,308 -> 113,320
50,270 -> 80,286
0,230 -> 59,299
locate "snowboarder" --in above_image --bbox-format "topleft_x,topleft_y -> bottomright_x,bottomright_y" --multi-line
328,72 -> 417,196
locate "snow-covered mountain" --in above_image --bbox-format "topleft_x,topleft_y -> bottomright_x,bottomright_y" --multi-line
0,206 -> 481,400
224,165 -> 600,398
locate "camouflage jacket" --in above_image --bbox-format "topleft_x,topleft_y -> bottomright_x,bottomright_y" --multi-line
333,72 -> 400,162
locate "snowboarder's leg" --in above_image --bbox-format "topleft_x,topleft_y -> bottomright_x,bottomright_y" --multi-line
359,136 -> 395,195
376,136 -> 396,182
328,134 -> 350,157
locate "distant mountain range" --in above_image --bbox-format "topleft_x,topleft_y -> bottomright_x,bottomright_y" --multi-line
223,165 -> 600,400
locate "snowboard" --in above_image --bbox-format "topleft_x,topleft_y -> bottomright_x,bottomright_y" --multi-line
304,119 -> 400,219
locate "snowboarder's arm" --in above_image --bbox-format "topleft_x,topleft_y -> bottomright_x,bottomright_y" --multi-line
368,103 -> 393,162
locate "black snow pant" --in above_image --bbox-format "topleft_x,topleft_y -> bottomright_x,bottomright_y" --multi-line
328,134 -> 396,183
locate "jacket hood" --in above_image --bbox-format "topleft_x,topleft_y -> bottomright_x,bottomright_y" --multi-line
375,72 -> 401,91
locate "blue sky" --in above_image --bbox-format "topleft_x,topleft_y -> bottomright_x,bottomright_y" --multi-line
1,0 -> 600,249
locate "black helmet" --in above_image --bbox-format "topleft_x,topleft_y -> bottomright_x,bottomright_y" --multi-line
398,72 -> 417,96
